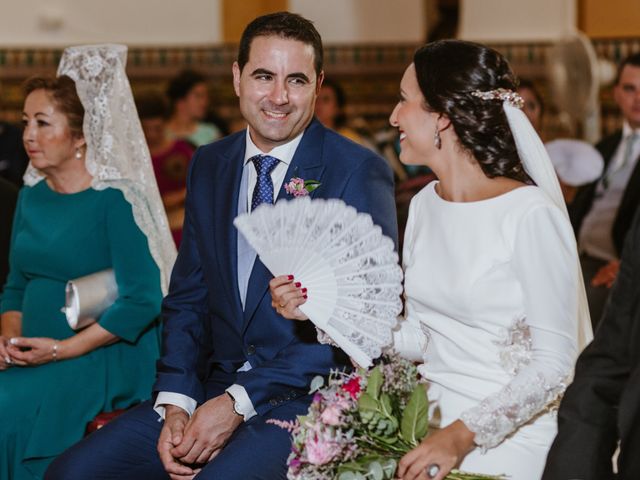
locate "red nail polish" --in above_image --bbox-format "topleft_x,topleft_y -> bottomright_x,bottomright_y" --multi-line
303,295 -> 308,299
287,275 -> 294,280
301,288 -> 307,293
295,282 -> 301,288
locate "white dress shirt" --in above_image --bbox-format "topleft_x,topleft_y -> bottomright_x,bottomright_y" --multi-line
155,127 -> 304,421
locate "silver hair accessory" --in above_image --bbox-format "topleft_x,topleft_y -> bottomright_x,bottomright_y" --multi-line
23,45 -> 176,294
471,88 -> 524,109
501,94 -> 592,351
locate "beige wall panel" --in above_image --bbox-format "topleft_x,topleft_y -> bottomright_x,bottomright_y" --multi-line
581,0 -> 640,37
222,0 -> 287,43
0,0 -> 222,46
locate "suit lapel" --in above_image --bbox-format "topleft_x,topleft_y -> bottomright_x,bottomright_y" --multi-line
214,134 -> 245,319
241,120 -> 327,330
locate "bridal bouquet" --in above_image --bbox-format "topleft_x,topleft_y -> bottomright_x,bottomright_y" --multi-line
270,354 -> 505,480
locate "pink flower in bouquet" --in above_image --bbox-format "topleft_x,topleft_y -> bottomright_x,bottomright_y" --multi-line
320,403 -> 343,426
305,431 -> 342,466
341,376 -> 362,399
284,177 -> 308,196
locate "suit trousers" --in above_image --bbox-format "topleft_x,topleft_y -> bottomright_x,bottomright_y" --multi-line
45,397 -> 311,480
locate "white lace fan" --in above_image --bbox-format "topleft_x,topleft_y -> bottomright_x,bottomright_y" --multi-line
234,197 -> 403,368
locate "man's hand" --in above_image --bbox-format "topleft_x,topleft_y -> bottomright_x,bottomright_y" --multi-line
591,259 -> 620,289
157,405 -> 200,480
171,393 -> 244,465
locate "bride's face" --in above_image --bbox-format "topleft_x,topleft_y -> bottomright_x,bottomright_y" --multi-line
389,64 -> 439,166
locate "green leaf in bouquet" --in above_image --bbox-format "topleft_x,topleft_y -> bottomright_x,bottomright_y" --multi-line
367,461 -> 384,480
400,384 -> 429,447
309,375 -> 325,392
358,392 -> 380,417
366,365 -> 383,400
338,472 -> 366,480
381,458 -> 397,478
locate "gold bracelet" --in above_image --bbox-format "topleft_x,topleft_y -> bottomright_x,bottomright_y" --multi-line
52,341 -> 58,362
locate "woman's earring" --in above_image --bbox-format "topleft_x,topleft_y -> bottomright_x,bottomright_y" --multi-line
75,148 -> 83,159
434,129 -> 442,150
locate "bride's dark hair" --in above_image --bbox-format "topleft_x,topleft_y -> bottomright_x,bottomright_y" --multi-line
414,40 -> 531,183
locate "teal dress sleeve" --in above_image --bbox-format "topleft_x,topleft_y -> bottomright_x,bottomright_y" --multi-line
1,191 -> 26,312
97,190 -> 163,343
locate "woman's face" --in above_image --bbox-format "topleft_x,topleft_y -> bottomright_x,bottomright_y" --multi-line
315,85 -> 340,128
389,63 -> 438,165
183,82 -> 209,120
518,86 -> 542,132
22,89 -> 83,174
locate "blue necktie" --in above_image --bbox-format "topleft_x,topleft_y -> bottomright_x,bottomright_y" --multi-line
250,154 -> 280,211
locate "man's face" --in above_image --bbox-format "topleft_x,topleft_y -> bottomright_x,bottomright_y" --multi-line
232,35 -> 323,152
614,64 -> 640,129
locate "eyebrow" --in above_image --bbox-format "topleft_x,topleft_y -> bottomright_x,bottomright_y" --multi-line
250,68 -> 310,83
22,111 -> 51,117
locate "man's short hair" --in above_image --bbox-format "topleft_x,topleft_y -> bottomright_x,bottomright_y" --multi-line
615,52 -> 640,85
237,11 -> 323,76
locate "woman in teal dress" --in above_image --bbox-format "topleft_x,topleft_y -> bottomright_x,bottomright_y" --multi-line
0,45 -> 176,480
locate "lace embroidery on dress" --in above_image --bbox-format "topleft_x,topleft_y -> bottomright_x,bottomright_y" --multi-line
23,45 -> 176,294
460,371 -> 568,450
494,318 -> 532,375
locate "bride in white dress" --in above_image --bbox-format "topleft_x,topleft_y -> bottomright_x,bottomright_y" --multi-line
270,40 -> 592,480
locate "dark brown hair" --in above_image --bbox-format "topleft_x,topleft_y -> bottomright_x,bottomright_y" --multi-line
237,11 -> 323,76
23,75 -> 84,138
413,40 -> 531,183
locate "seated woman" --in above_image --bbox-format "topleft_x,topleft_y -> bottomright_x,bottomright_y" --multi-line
271,40 -> 592,480
0,44 -> 176,480
136,90 -> 194,247
165,69 -> 222,147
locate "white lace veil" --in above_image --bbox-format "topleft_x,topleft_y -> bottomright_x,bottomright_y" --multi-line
23,44 -> 176,294
502,101 -> 593,350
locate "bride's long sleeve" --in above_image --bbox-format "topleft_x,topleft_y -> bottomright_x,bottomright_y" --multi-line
460,204 -> 580,450
391,196 -> 428,362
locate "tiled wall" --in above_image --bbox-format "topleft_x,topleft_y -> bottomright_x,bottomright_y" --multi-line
1,38 -> 639,138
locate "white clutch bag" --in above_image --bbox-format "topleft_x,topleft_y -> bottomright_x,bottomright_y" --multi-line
62,269 -> 118,330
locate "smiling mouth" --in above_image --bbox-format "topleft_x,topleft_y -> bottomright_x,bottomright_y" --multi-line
263,110 -> 289,120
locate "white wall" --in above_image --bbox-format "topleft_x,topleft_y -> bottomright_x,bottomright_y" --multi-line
290,0 -> 425,44
459,0 -> 576,42
0,0 -> 222,46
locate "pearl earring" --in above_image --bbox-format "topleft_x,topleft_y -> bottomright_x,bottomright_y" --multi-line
434,129 -> 442,150
75,149 -> 82,159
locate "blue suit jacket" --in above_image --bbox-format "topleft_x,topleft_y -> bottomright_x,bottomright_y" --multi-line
153,119 -> 398,416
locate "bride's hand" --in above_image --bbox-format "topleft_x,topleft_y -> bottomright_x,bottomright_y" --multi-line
396,420 -> 475,480
269,275 -> 309,321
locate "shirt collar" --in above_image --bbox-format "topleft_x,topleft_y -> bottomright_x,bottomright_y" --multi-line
243,128 -> 304,166
622,121 -> 640,139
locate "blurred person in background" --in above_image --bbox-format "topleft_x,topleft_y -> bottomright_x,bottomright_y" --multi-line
517,78 -> 544,135
137,90 -> 194,247
0,90 -> 29,185
571,53 -> 640,327
166,69 -> 223,147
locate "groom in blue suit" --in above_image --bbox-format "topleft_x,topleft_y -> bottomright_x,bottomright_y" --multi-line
47,11 -> 397,480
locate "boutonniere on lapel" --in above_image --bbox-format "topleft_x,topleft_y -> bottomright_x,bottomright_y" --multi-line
284,177 -> 321,197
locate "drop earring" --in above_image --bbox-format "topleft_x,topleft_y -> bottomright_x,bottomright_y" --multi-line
434,129 -> 442,150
